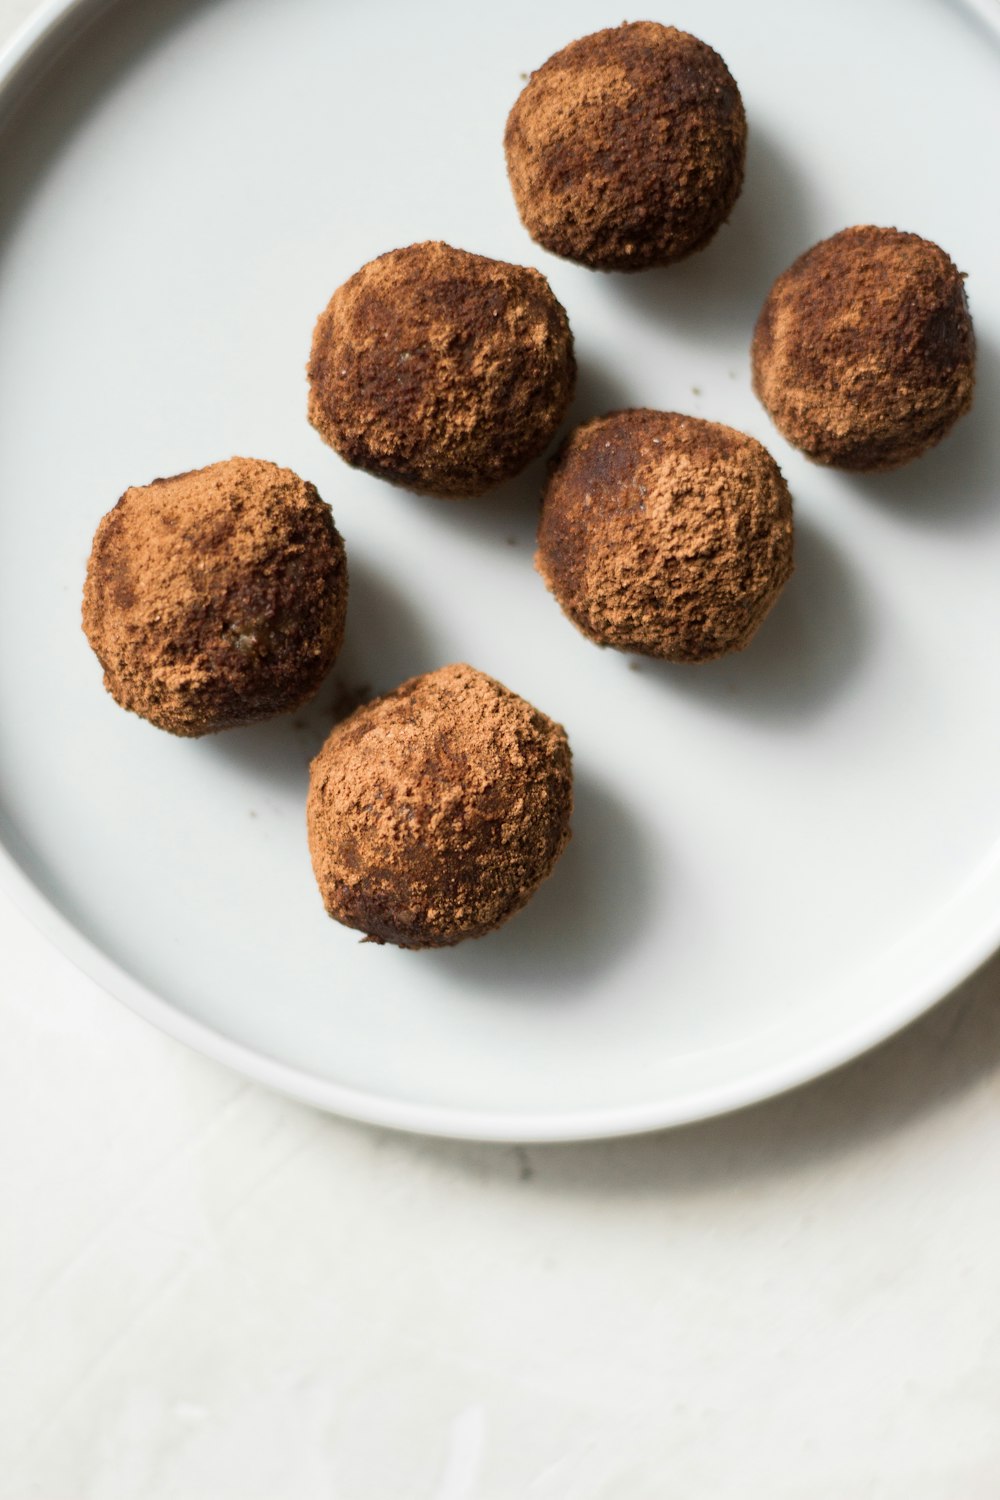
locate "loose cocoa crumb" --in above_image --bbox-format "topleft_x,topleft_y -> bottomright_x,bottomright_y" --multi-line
306,663 -> 573,948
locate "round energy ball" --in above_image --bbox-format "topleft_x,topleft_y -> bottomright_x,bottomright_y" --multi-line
306,663 -> 573,949
504,22 -> 746,272
752,225 -> 976,470
82,457 -> 348,737
307,241 -> 575,498
536,410 -> 793,662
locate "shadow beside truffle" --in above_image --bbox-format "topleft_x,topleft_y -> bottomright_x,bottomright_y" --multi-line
199,553 -> 442,796
398,353 -> 636,553
846,333 -> 997,531
422,767 -> 655,990
636,510 -> 868,724
606,123 -> 819,347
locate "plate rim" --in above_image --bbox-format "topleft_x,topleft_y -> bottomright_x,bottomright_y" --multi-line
1,0 -> 998,1143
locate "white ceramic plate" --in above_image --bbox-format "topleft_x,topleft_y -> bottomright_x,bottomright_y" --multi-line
1,0 -> 998,1141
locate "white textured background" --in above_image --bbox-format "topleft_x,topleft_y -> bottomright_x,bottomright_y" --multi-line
3,1 -> 1000,1495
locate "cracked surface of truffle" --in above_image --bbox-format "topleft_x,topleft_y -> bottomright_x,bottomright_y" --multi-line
307,241 -> 575,498
536,410 -> 793,662
82,457 -> 348,736
504,22 -> 746,272
752,226 -> 976,470
306,664 -> 573,949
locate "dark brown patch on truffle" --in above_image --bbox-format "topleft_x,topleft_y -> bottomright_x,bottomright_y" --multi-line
536,410 -> 793,662
751,225 -> 976,470
306,663 -> 573,949
504,22 -> 746,272
307,241 -> 576,498
82,457 -> 348,736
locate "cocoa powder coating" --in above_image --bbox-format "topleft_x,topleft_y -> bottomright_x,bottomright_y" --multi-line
537,410 -> 793,662
307,241 -> 575,498
82,457 -> 348,737
306,663 -> 573,949
752,225 -> 975,470
504,21 -> 746,272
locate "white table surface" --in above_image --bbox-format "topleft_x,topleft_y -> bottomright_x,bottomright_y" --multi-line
4,1 -> 1000,1493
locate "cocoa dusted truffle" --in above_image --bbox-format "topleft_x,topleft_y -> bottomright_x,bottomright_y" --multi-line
82,457 -> 348,737
504,22 -> 746,272
536,410 -> 793,662
306,663 -> 573,948
752,226 -> 976,470
307,241 -> 575,498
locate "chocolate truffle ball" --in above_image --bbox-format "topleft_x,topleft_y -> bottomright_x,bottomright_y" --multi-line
82,457 -> 348,737
536,410 -> 793,662
504,22 -> 746,272
307,241 -> 575,498
307,663 -> 573,948
752,226 -> 976,470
